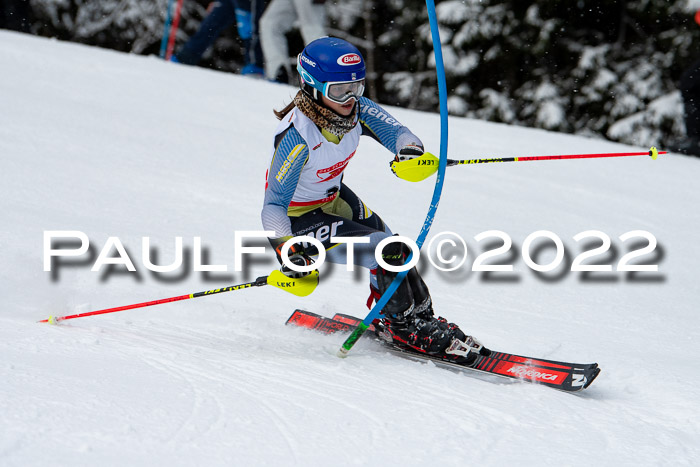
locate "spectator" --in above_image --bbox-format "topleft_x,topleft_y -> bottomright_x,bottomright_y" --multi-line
174,0 -> 265,76
259,0 -> 326,83
248,0 -> 266,74
675,9 -> 700,156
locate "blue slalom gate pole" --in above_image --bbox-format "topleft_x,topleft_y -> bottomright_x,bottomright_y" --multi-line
159,0 -> 175,59
337,0 -> 449,357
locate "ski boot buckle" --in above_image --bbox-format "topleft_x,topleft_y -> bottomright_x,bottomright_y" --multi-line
445,335 -> 483,357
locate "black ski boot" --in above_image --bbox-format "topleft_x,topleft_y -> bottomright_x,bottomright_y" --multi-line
374,241 -> 489,365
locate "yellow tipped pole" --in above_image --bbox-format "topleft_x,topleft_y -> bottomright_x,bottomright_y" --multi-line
39,270 -> 319,324
391,147 -> 665,182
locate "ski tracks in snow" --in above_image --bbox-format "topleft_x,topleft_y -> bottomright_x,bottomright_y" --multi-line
106,321 -> 306,462
8,311 -> 699,466
94,317 -> 390,463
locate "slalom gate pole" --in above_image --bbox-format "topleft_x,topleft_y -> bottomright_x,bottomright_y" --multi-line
165,0 -> 185,60
159,0 -> 175,59
38,270 -> 319,325
447,148 -> 663,166
337,0 -> 449,357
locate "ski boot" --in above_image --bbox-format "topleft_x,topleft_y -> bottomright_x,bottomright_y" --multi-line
373,241 -> 489,365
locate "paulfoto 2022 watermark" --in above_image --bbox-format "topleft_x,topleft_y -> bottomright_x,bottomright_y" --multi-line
42,229 -> 662,279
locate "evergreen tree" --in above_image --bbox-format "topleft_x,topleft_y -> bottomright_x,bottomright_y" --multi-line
23,0 -> 700,148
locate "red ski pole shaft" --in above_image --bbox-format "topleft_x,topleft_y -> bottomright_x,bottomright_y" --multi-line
38,276 -> 268,324
447,147 -> 664,166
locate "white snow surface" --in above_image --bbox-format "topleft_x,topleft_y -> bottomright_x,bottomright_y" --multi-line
2,31 -> 700,466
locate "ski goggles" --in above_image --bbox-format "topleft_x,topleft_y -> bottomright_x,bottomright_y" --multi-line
323,79 -> 365,104
297,62 -> 365,104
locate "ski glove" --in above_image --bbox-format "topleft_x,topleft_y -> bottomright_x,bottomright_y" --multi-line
274,239 -> 315,279
394,143 -> 424,162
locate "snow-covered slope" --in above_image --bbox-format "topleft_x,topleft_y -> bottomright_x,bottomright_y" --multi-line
2,31 -> 700,466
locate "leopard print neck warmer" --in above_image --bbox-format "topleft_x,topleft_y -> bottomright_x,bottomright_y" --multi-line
293,91 -> 358,138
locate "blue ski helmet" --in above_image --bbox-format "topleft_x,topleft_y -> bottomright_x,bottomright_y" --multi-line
297,37 -> 366,105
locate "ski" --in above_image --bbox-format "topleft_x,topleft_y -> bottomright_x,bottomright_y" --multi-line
285,309 -> 358,334
286,309 -> 600,392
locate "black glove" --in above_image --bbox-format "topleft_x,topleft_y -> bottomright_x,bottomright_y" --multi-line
274,239 -> 314,278
394,143 -> 424,163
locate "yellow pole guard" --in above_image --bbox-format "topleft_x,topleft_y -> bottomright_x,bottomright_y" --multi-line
266,269 -> 319,297
390,152 -> 440,182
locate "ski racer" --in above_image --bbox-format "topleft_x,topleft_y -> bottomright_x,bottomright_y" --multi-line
262,36 -> 488,364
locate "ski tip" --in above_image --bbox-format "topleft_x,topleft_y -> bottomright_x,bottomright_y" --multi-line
336,347 -> 350,358
583,367 -> 601,389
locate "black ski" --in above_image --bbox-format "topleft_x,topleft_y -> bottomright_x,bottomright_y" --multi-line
286,309 -> 600,392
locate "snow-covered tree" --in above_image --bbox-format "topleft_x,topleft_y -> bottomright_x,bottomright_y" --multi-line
23,0 -> 700,148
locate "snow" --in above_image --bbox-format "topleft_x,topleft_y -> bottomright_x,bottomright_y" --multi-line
685,0 -> 700,11
2,30 -> 700,466
578,45 -> 611,71
608,92 -> 687,142
435,1 -> 471,25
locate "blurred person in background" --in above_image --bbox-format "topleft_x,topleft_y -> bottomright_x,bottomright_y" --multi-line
259,0 -> 326,83
675,9 -> 700,156
174,0 -> 266,76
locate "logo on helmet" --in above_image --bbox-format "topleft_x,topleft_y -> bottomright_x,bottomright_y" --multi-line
299,69 -> 315,85
300,55 -> 317,67
337,53 -> 361,66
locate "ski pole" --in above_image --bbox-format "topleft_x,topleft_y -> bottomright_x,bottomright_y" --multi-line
38,269 -> 318,325
391,147 -> 663,182
447,147 -> 662,166
159,0 -> 175,59
165,0 -> 185,61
